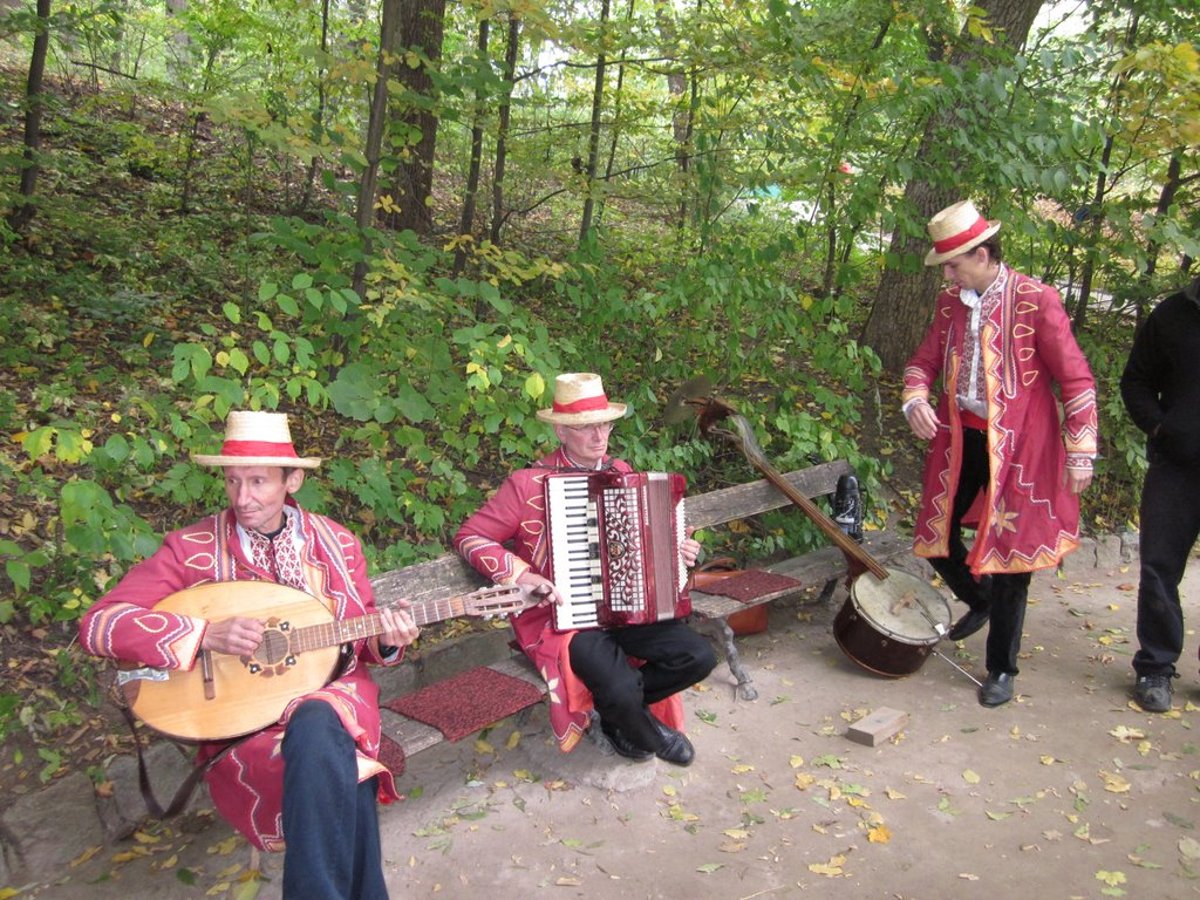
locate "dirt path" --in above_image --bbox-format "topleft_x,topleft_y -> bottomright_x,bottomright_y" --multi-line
18,544 -> 1200,899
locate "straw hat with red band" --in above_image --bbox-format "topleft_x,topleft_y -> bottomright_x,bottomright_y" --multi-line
192,410 -> 322,468
536,373 -> 628,426
923,200 -> 1002,266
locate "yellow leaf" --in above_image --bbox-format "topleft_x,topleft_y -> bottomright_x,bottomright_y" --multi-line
1095,870 -> 1127,887
794,773 -> 816,790
70,846 -> 102,867
867,823 -> 891,844
132,830 -> 162,844
962,769 -> 981,784
1039,755 -> 1058,765
731,764 -> 754,774
209,836 -> 241,855
808,854 -> 846,876
207,884 -> 232,897
1100,770 -> 1131,793
497,334 -> 513,348
789,755 -> 805,768
506,730 -> 522,750
474,738 -> 495,754
663,785 -> 678,797
885,788 -> 907,800
723,828 -> 751,839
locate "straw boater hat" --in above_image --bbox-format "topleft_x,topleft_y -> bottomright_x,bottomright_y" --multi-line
536,373 -> 627,426
923,200 -> 1002,266
192,410 -> 322,468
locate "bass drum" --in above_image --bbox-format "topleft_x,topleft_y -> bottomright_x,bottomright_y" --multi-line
833,568 -> 951,678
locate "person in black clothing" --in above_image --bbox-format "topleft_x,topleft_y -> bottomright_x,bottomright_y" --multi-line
1120,274 -> 1200,713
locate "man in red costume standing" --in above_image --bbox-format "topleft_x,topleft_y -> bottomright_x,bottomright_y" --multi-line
80,410 -> 419,898
901,200 -> 1098,707
454,373 -> 715,764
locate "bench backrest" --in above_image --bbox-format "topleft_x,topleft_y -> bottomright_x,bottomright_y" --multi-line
370,460 -> 851,608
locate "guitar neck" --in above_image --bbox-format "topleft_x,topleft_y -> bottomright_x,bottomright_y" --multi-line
288,595 -> 471,655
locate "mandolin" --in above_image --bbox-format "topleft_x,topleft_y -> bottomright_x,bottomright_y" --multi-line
117,580 -> 533,741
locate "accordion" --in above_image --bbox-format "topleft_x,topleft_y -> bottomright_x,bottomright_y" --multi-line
545,470 -> 691,632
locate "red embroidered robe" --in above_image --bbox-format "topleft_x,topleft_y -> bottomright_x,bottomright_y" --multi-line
79,499 -> 401,851
453,448 -> 683,751
901,269 -> 1098,574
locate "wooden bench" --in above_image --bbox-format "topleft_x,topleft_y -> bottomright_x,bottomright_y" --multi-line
369,459 -> 909,759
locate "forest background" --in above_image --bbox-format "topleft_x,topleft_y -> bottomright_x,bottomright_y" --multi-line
0,0 -> 1197,798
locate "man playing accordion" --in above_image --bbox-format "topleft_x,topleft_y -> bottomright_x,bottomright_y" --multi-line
454,372 -> 715,765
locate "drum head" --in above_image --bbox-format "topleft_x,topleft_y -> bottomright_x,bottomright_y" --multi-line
850,568 -> 951,646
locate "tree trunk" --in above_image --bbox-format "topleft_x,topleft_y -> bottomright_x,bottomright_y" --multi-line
859,0 -> 1046,372
384,0 -> 447,235
297,0 -> 331,215
352,0 -> 402,298
453,17 -> 489,279
164,0 -> 191,81
652,0 -> 690,229
595,0 -> 636,229
7,0 -> 51,235
489,15 -> 520,246
1135,149 -> 1190,326
1072,9 -> 1140,329
578,0 -> 611,246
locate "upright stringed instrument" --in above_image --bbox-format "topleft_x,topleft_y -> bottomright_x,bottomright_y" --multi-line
667,384 -> 887,582
118,581 -> 533,741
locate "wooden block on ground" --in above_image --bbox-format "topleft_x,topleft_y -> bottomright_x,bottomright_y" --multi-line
845,707 -> 909,747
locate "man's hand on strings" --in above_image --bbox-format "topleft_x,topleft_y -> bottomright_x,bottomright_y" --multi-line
202,617 -> 265,656
379,601 -> 420,649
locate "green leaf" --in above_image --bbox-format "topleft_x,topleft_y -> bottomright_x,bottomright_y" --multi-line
6,560 -> 31,592
222,302 -> 241,324
396,384 -> 435,424
258,281 -> 278,302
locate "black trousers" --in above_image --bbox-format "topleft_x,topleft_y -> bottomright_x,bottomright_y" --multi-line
928,427 -> 1032,676
568,619 -> 716,752
1133,452 -> 1200,677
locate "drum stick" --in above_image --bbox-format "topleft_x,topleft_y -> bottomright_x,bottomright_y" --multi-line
932,650 -> 983,687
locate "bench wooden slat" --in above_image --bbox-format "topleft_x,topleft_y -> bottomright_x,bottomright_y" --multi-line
370,462 -> 852,607
684,460 -> 850,529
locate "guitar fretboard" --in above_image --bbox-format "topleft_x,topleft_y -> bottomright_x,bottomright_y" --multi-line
283,596 -> 471,654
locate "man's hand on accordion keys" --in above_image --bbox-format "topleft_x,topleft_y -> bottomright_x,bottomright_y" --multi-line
517,570 -> 563,607
681,527 -> 701,569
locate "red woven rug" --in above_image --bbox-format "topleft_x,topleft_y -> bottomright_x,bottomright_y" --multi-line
698,569 -> 803,604
383,665 -> 545,742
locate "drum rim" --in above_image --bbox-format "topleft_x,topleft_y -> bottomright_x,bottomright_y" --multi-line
849,568 -> 950,646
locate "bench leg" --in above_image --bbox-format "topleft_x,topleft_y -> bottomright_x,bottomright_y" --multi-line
702,617 -> 758,702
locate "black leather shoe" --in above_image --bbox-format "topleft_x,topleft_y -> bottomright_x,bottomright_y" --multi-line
600,723 -> 654,761
978,672 -> 1015,707
650,718 -> 695,767
947,607 -> 990,642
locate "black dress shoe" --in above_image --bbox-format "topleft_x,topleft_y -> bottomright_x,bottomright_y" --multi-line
978,672 -> 1015,708
650,718 -> 695,767
947,607 -> 990,642
600,723 -> 655,761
